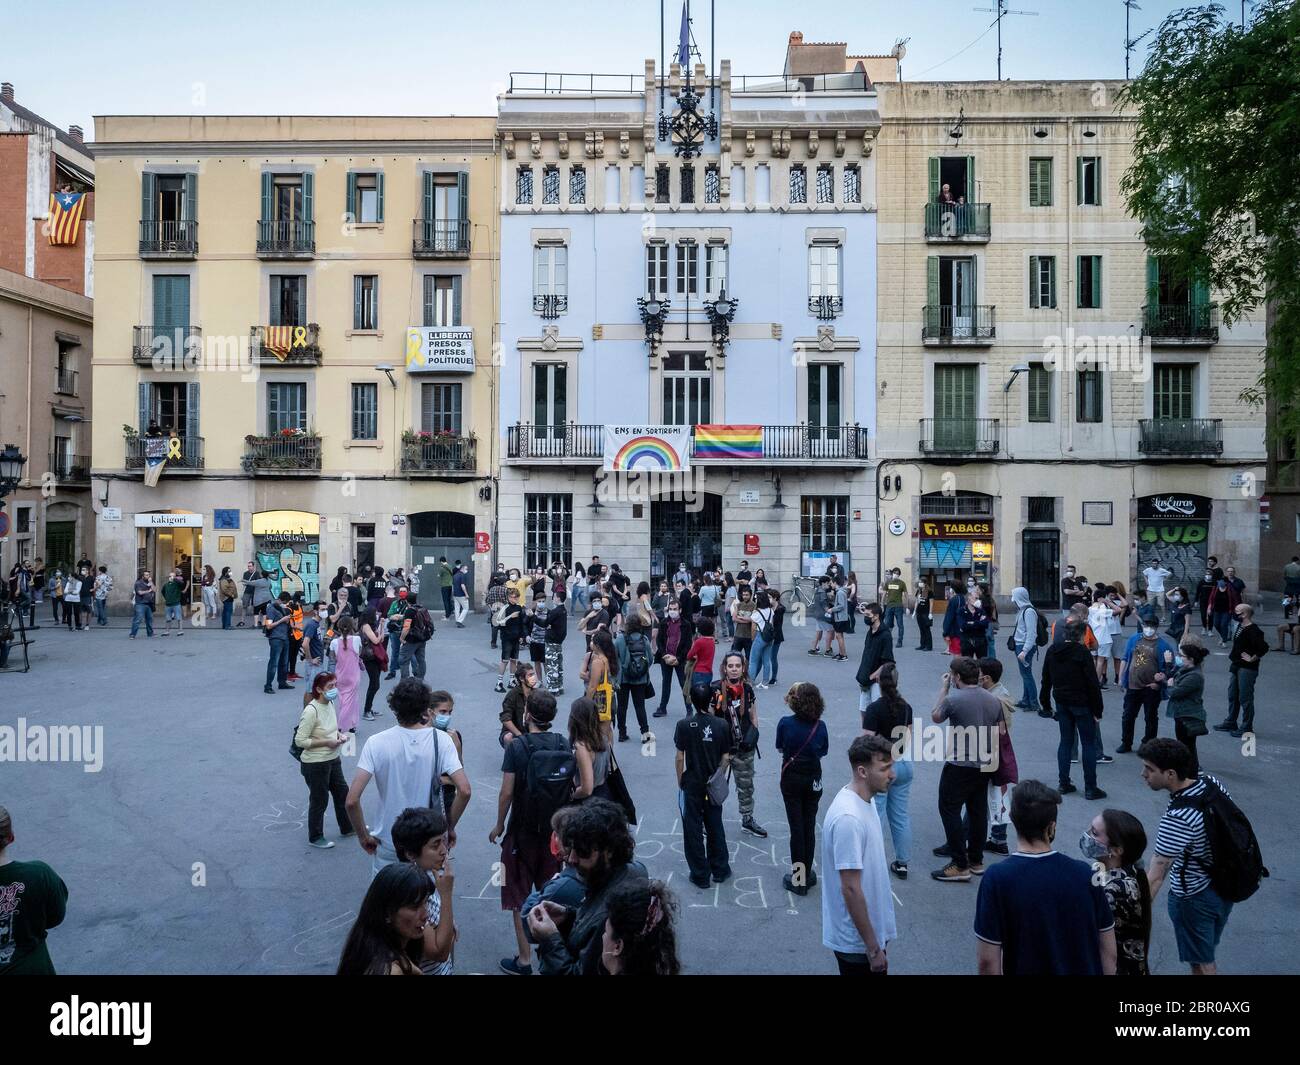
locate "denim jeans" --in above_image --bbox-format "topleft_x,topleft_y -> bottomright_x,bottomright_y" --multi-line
94,598 -> 108,626
872,754 -> 912,864
266,639 -> 289,688
130,603 -> 154,636
1056,703 -> 1100,791
453,595 -> 469,624
1226,667 -> 1258,732
399,639 -> 427,679
1015,644 -> 1038,706
221,598 -> 234,629
884,605 -> 906,647
386,630 -> 402,672
1212,611 -> 1232,642
750,633 -> 773,682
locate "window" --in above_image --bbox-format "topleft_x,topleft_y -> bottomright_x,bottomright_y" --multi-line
1029,157 -> 1053,207
1153,364 -> 1195,420
704,165 -> 720,203
525,494 -> 573,570
421,382 -> 463,434
675,241 -> 698,296
1077,156 -> 1101,206
423,275 -> 461,327
704,243 -> 728,298
543,165 -> 560,205
816,165 -> 834,204
1029,255 -> 1057,309
1077,255 -> 1102,309
801,496 -> 848,552
270,275 -> 306,326
533,244 -> 568,297
149,381 -> 188,434
155,174 -> 186,223
789,165 -> 807,204
533,363 -> 567,429
569,166 -> 586,204
843,165 -> 861,204
353,523 -> 376,572
429,174 -> 463,223
516,167 -> 533,204
662,351 -> 712,425
272,176 -> 304,220
351,382 -> 378,440
348,172 -> 382,223
267,382 -> 307,434
15,505 -> 32,534
1027,497 -> 1056,523
656,165 -> 670,202
680,165 -> 695,204
646,243 -> 669,298
1027,363 -> 1053,422
807,363 -> 842,428
809,243 -> 841,299
353,275 -> 379,331
1076,369 -> 1103,423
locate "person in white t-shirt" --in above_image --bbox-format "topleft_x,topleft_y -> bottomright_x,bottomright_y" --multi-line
821,733 -> 898,974
1142,560 -> 1172,598
346,677 -> 472,876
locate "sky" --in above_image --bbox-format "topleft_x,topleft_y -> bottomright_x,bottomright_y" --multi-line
1,0 -> 1252,137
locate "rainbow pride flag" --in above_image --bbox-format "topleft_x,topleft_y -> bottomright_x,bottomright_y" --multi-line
694,424 -> 763,459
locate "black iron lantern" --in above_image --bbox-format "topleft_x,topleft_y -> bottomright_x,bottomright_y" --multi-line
0,443 -> 26,497
704,287 -> 738,353
637,295 -> 671,356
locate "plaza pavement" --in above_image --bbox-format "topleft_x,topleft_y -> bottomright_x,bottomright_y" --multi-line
2,604 -> 1297,975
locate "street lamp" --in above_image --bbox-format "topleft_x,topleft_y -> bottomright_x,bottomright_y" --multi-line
704,286 -> 738,356
0,443 -> 26,497
637,295 -> 670,359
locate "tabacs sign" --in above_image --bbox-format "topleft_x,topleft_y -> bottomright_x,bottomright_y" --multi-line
405,327 -> 474,374
920,519 -> 994,538
1137,494 -> 1211,521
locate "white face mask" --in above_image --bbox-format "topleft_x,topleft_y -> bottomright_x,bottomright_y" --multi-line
1142,626 -> 1156,638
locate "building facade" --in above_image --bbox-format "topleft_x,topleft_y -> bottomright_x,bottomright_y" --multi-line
90,115 -> 498,608
495,59 -> 881,586
0,83 -> 95,574
872,80 -> 1267,605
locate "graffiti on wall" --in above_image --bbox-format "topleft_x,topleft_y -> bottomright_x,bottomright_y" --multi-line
1137,522 -> 1208,592
255,536 -> 320,602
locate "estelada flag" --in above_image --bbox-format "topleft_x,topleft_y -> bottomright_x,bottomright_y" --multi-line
48,191 -> 87,245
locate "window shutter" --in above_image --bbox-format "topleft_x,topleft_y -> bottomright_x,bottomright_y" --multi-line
423,171 -> 434,221
302,171 -> 314,222
456,171 -> 468,222
926,255 -> 939,321
555,246 -> 568,296
1028,161 -> 1039,205
969,255 -> 978,308
295,277 -> 307,326
138,382 -> 150,432
183,171 -> 196,222
1091,256 -> 1102,308
260,172 -> 273,221
376,172 -> 385,223
185,382 -> 200,442
927,157 -> 939,202
353,276 -> 363,330
1191,270 -> 1209,309
1076,157 -> 1083,205
142,172 -> 156,224
1047,257 -> 1057,308
1076,255 -> 1084,307
1029,255 -> 1040,308
965,155 -> 976,198
346,172 -> 357,219
1146,255 -> 1160,308
451,276 -> 462,326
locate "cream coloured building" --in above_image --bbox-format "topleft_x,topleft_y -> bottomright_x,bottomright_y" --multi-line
89,115 -> 498,607
873,80 -> 1267,604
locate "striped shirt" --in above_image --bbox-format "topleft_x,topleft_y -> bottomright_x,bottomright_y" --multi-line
1154,774 -> 1227,897
419,876 -> 453,976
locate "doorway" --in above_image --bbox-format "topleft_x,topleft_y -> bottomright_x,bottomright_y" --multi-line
409,511 -> 475,609
1022,528 -> 1060,609
650,494 -> 722,582
44,521 -> 75,569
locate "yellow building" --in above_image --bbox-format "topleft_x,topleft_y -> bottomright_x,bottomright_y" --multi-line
90,115 -> 498,606
873,81 -> 1266,604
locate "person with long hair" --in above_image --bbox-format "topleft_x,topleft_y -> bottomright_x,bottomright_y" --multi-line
730,583 -> 756,660
600,879 -> 681,975
391,805 -> 456,975
615,614 -> 655,744
914,580 -> 933,651
720,572 -> 738,639
200,563 -> 218,619
357,605 -> 385,721
336,863 -> 430,975
569,696 -> 613,800
710,651 -> 766,838
582,628 -> 620,739
331,615 -> 363,733
860,662 -> 914,879
1081,809 -> 1151,976
776,682 -> 830,895
294,671 -> 351,849
1165,640 -> 1209,775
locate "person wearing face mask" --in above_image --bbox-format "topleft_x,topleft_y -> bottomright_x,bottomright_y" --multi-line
1165,642 -> 1208,774
1215,603 -> 1269,739
654,595 -> 694,715
913,581 -> 933,651
1060,565 -> 1087,619
1079,810 -> 1151,976
428,690 -> 463,814
1207,574 -> 1241,646
710,652 -> 766,838
1194,569 -> 1216,637
1165,586 -> 1191,641
1116,619 -> 1178,754
294,672 -> 353,850
331,615 -> 364,733
300,600 -> 329,686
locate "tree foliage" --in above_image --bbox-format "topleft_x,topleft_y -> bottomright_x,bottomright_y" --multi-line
1120,0 -> 1300,435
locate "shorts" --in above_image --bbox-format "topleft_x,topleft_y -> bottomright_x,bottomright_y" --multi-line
833,619 -> 851,634
1094,640 -> 1112,659
165,605 -> 182,621
1168,886 -> 1233,966
529,642 -> 546,663
817,619 -> 834,633
500,829 -> 561,911
501,636 -> 521,661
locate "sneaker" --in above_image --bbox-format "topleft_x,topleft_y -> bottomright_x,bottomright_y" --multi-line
806,869 -> 818,888
1059,782 -> 1078,794
307,838 -> 334,850
1037,709 -> 1055,719
1097,754 -> 1115,765
1212,721 -> 1236,733
363,711 -> 378,721
129,634 -> 136,640
931,863 -> 972,883
969,862 -> 986,875
264,686 -> 275,694
984,839 -> 1010,855
688,874 -> 711,889
287,673 -> 301,681
384,672 -> 397,680
933,843 -> 954,857
278,683 -> 295,690
822,650 -> 835,657
640,731 -> 654,744
1085,788 -> 1108,800
1230,728 -> 1248,739
494,681 -> 505,693
1115,744 -> 1133,754
652,708 -> 668,718
741,818 -> 768,838
833,654 -> 847,661
456,622 -> 465,628
782,873 -> 808,896
807,648 -> 821,656
890,861 -> 909,880
499,956 -> 533,976
340,830 -> 357,839
618,732 -> 630,742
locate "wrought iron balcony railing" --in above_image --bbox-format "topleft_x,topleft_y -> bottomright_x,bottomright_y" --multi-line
1138,418 -> 1224,456
400,432 -> 478,474
534,293 -> 568,319
809,295 -> 843,320
508,423 -> 601,459
505,423 -> 869,462
250,324 -> 322,366
1141,303 -> 1220,344
924,202 -> 991,241
124,434 -> 205,471
256,218 -> 315,257
54,368 -> 78,396
50,452 -> 90,482
922,305 -> 996,344
412,218 -> 471,257
132,326 -> 203,367
919,418 -> 1001,456
241,434 -> 322,472
139,219 -> 198,257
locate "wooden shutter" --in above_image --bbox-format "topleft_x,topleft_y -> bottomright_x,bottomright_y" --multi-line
260,172 -> 273,221
1029,255 -> 1040,308
554,246 -> 568,296
183,172 -> 196,222
294,276 -> 307,326
185,382 -> 200,443
346,172 -> 357,219
141,172 -> 156,223
928,157 -> 939,201
153,275 -> 189,331
1046,257 -> 1057,308
1146,255 -> 1160,308
965,155 -> 976,199
926,255 -> 939,332
302,172 -> 314,222
451,275 -> 462,326
1076,157 -> 1083,205
353,276 -> 363,330
456,171 -> 468,222
138,382 -> 150,432
376,172 -> 385,223
423,171 -> 434,221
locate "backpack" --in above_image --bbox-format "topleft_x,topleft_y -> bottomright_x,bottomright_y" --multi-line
1035,609 -> 1049,647
407,607 -> 434,643
625,633 -> 651,684
1170,777 -> 1268,903
519,734 -> 577,836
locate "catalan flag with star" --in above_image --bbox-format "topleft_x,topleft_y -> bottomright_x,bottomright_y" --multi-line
48,191 -> 87,245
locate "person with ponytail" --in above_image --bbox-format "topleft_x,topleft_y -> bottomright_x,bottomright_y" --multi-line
294,671 -> 352,849
600,879 -> 681,975
1080,809 -> 1151,976
860,662 -> 914,880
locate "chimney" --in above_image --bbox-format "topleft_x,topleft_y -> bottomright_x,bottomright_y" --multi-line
0,82 -> 14,103
789,31 -> 804,46
68,125 -> 83,142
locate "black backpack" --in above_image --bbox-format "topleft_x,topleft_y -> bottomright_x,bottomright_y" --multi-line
519,734 -> 577,836
1170,777 -> 1268,903
625,633 -> 651,684
407,608 -> 434,643
1035,609 -> 1049,647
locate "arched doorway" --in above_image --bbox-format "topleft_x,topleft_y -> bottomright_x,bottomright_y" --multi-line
650,493 -> 723,582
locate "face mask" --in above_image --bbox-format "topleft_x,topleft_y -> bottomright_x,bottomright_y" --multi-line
1142,626 -> 1156,638
318,609 -> 328,618
1217,581 -> 1227,590
668,611 -> 679,620
1174,655 -> 1185,668
1079,831 -> 1110,861
433,713 -> 452,730
324,688 -> 340,702
1067,571 -> 1076,578
1170,594 -> 1181,603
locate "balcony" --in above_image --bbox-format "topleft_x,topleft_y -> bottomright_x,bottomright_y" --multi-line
54,368 -> 78,396
124,434 -> 206,472
256,219 -> 315,258
505,423 -> 869,464
1142,303 -> 1219,345
534,294 -> 568,319
132,326 -> 203,368
1139,418 -> 1224,457
139,219 -> 197,258
242,434 -> 322,474
922,305 -> 996,345
508,423 -> 602,460
251,324 -> 322,367
400,431 -> 478,476
50,452 -> 90,483
809,295 -> 843,320
412,218 -> 471,258
924,202 -> 991,242
919,418 -> 1001,457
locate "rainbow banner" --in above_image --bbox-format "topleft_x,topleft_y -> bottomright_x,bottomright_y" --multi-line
694,424 -> 763,460
603,426 -> 691,472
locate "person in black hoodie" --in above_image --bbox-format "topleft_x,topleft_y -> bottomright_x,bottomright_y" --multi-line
1213,603 -> 1269,738
1040,620 -> 1106,800
653,596 -> 694,717
855,602 -> 895,712
941,582 -> 963,655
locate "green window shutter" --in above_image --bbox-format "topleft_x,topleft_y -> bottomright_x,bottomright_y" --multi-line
1146,255 -> 1160,311
138,382 -> 150,432
456,171 -> 468,221
1191,271 -> 1209,308
1076,157 -> 1083,205
1091,256 -> 1102,308
1029,255 -> 1040,308
346,172 -> 357,220
1043,159 -> 1053,205
928,157 -> 939,201
185,382 -> 200,442
295,277 -> 307,326
422,276 -> 434,326
152,276 -> 189,332
451,275 -> 462,326
183,172 -> 196,222
376,172 -> 385,223
1047,257 -> 1057,308
141,172 -> 156,223
926,255 -> 939,332
260,172 -> 273,221
423,171 -> 434,220
353,276 -> 363,330
1028,160 -> 1039,205
970,255 -> 978,307
965,155 -> 976,199
302,172 -> 314,222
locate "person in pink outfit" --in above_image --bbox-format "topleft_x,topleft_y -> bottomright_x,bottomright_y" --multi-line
331,615 -> 364,733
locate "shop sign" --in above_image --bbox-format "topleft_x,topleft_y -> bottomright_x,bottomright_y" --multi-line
920,519 -> 993,538
1137,494 -> 1211,521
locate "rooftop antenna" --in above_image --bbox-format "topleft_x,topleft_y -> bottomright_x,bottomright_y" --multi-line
973,0 -> 1039,80
1124,0 -> 1153,80
892,37 -> 911,80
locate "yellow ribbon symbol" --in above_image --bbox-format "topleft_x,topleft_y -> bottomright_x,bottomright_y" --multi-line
406,329 -> 423,369
167,436 -> 184,460
291,326 -> 308,349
